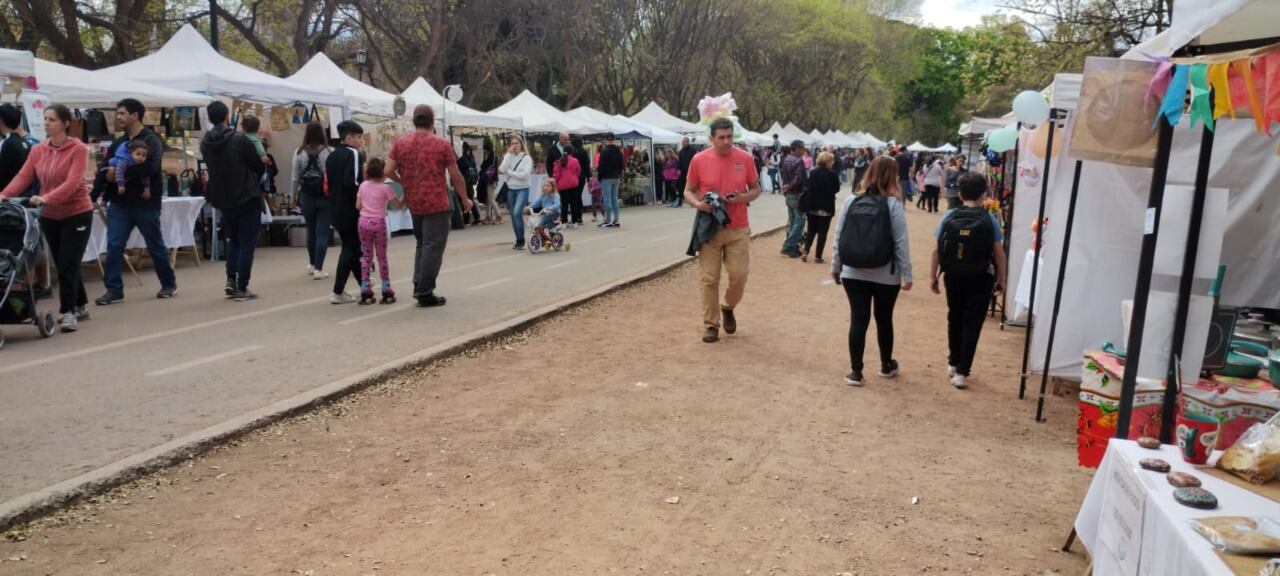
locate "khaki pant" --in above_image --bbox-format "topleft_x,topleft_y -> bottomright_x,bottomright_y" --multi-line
698,227 -> 750,328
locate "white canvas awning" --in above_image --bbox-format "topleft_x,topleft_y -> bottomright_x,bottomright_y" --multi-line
1124,0 -> 1280,59
782,123 -> 815,145
34,59 -> 212,108
488,90 -> 605,135
935,143 -> 959,153
906,141 -> 931,152
629,102 -> 703,135
288,53 -> 396,117
566,106 -> 683,144
100,25 -> 345,106
401,77 -> 521,131
960,117 -> 1014,136
0,48 -> 34,81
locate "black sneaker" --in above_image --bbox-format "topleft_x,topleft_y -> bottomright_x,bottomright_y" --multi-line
232,289 -> 258,302
845,371 -> 865,387
721,308 -> 737,335
416,294 -> 447,307
879,359 -> 900,378
74,306 -> 91,321
156,285 -> 178,299
95,291 -> 124,306
513,242 -> 525,251
225,278 -> 236,297
702,326 -> 719,343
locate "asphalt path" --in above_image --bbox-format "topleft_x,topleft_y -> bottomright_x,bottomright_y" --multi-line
0,193 -> 791,504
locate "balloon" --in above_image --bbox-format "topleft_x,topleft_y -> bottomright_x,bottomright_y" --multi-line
988,126 -> 1018,152
1013,90 -> 1051,125
1028,121 -> 1061,159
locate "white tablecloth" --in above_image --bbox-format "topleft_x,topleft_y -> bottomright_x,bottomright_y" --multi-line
83,197 -> 206,262
1075,439 -> 1280,576
387,208 -> 413,233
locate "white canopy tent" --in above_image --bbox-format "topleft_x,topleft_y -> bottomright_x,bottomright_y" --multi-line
567,106 -> 683,145
615,115 -> 683,146
0,48 -> 34,83
488,90 -> 606,135
906,141 -> 931,152
288,53 -> 396,118
935,143 -> 959,153
100,25 -> 345,107
783,123 -> 815,146
629,102 -> 703,135
736,124 -> 772,147
34,59 -> 212,108
401,77 -> 521,131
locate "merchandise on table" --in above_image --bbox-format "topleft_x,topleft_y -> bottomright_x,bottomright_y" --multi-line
1168,471 -> 1202,488
1190,516 -> 1280,554
1217,420 -> 1280,485
1173,486 -> 1219,509
1141,457 -> 1172,472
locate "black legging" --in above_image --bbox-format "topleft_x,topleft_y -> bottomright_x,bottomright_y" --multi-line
802,214 -> 832,260
560,187 -> 583,224
843,278 -> 901,372
332,226 -> 361,295
41,211 -> 92,314
924,185 -> 941,213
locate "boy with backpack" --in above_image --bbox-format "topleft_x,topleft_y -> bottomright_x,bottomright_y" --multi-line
930,172 -> 1007,389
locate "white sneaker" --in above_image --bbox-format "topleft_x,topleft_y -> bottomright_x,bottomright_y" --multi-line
307,264 -> 315,274
59,312 -> 78,333
950,374 -> 968,389
330,292 -> 356,305
948,365 -> 957,377
312,270 -> 331,280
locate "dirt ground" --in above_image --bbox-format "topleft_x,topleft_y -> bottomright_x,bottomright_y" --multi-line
2,209 -> 1094,575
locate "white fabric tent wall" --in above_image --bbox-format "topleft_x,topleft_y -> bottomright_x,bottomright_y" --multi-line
1124,0 -> 1278,60
401,77 -> 521,131
0,48 -> 34,82
100,25 -> 345,106
288,53 -> 395,117
488,90 -> 606,135
34,59 -> 211,108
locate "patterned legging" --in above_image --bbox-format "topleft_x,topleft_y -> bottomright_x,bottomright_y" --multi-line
358,216 -> 392,294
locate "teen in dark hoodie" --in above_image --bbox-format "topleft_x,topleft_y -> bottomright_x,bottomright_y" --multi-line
326,120 -> 365,304
200,101 -> 266,301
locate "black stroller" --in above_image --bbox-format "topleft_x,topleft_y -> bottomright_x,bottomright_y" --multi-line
0,198 -> 56,349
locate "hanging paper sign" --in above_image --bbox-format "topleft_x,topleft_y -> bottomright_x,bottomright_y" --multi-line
1071,56 -> 1160,168
1097,452 -> 1147,576
19,90 -> 49,142
270,106 -> 290,132
142,107 -> 162,126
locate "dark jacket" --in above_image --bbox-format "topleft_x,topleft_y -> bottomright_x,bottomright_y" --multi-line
686,192 -> 729,256
326,143 -> 363,231
200,125 -> 265,211
677,146 -> 696,182
571,147 -> 591,190
545,142 -> 566,176
92,127 -> 165,210
597,144 -> 624,180
780,154 -> 807,196
0,132 -> 31,193
801,166 -> 840,215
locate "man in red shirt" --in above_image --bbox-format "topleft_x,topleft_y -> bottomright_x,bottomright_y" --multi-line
683,117 -> 762,343
386,105 -> 472,307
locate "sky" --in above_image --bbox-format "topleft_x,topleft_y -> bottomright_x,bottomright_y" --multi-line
916,0 -> 1004,29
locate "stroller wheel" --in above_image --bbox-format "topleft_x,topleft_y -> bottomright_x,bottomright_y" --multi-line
37,311 -> 55,338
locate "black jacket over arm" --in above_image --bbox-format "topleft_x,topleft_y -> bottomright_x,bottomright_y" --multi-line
801,166 -> 840,214
200,125 -> 265,211
326,144 -> 363,231
597,145 -> 624,180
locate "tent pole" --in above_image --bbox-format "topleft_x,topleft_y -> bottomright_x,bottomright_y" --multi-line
1036,159 -> 1083,422
1160,119 -> 1215,442
1115,116 -> 1176,440
1018,111 -> 1057,400
650,139 -> 657,205
1003,122 -> 1022,337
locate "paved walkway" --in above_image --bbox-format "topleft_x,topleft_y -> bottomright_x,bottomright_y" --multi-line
0,195 -> 790,504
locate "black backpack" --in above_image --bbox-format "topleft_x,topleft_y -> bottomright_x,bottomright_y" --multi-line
838,193 -> 895,270
299,151 -> 325,196
938,207 -> 995,277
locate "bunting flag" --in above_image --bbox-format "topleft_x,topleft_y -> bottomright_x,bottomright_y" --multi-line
1188,63 -> 1214,130
1157,64 -> 1190,129
1145,57 -> 1174,112
1236,59 -> 1268,135
1262,52 -> 1280,136
1208,63 -> 1234,119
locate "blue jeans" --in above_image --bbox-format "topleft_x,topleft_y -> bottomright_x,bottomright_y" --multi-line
299,192 -> 331,270
782,194 -> 805,252
767,168 -> 780,192
104,203 -> 176,294
221,200 -> 262,291
538,208 -> 560,229
507,187 -> 530,243
600,178 -> 620,222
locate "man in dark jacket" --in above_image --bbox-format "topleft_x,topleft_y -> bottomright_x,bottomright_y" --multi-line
94,98 -> 178,305
545,131 -> 569,176
675,137 -> 696,208
779,140 -> 808,258
0,104 -> 30,192
568,136 -> 591,226
596,133 -> 624,228
200,101 -> 266,301
326,120 -> 365,304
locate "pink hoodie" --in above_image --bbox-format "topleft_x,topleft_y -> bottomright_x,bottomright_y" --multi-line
552,155 -> 581,192
0,137 -> 92,220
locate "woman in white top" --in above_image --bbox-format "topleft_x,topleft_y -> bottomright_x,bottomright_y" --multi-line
498,136 -> 533,250
830,155 -> 913,386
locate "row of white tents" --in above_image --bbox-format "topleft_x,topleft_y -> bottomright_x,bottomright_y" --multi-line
1,24 -> 889,152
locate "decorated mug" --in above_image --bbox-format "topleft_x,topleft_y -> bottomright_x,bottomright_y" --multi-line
1177,412 -> 1221,465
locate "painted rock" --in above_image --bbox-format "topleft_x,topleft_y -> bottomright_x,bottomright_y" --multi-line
1139,458 -> 1171,473
1137,437 -> 1161,450
1167,471 -> 1201,488
1173,487 -> 1218,509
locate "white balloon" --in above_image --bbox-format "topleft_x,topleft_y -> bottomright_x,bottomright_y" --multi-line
988,126 -> 1018,153
1013,90 -> 1050,125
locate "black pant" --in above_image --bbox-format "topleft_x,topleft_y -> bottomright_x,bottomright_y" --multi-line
945,273 -> 994,376
333,226 -> 361,294
946,195 -> 962,210
41,211 -> 92,314
924,185 -> 940,212
802,214 -> 832,260
853,168 -> 866,190
411,212 -> 450,298
843,279 -> 901,372
560,188 -> 583,224
221,200 -> 262,291
673,178 -> 686,206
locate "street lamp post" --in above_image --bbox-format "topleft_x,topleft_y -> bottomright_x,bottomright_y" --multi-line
355,49 -> 368,84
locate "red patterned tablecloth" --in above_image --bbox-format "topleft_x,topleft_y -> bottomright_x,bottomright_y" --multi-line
1077,349 -> 1278,468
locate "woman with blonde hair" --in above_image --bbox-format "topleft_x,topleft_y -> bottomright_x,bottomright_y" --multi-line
830,155 -> 913,386
498,136 -> 532,249
800,151 -> 840,263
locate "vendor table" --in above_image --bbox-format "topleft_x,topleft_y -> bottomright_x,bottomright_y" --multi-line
1078,349 -> 1278,467
1075,439 -> 1280,576
84,196 -> 206,264
387,208 -> 413,233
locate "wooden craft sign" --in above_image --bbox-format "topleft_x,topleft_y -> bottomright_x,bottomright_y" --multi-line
1098,452 -> 1147,576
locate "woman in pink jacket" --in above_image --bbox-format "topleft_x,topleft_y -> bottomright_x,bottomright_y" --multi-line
1,104 -> 93,332
551,144 -> 581,223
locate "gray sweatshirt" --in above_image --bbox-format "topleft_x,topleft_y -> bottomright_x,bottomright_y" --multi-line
291,146 -> 331,198
830,194 -> 913,285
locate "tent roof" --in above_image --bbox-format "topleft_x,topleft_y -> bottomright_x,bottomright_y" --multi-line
35,59 -> 211,108
488,90 -> 606,134
906,141 -> 932,152
629,102 -> 703,135
935,143 -> 959,153
289,53 -> 396,117
567,106 -> 684,144
401,77 -> 521,131
101,25 -> 344,106
617,115 -> 684,145
1124,0 -> 1278,59
959,117 -> 1012,136
737,124 -> 772,146
783,123 -> 815,145
0,48 -> 34,80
